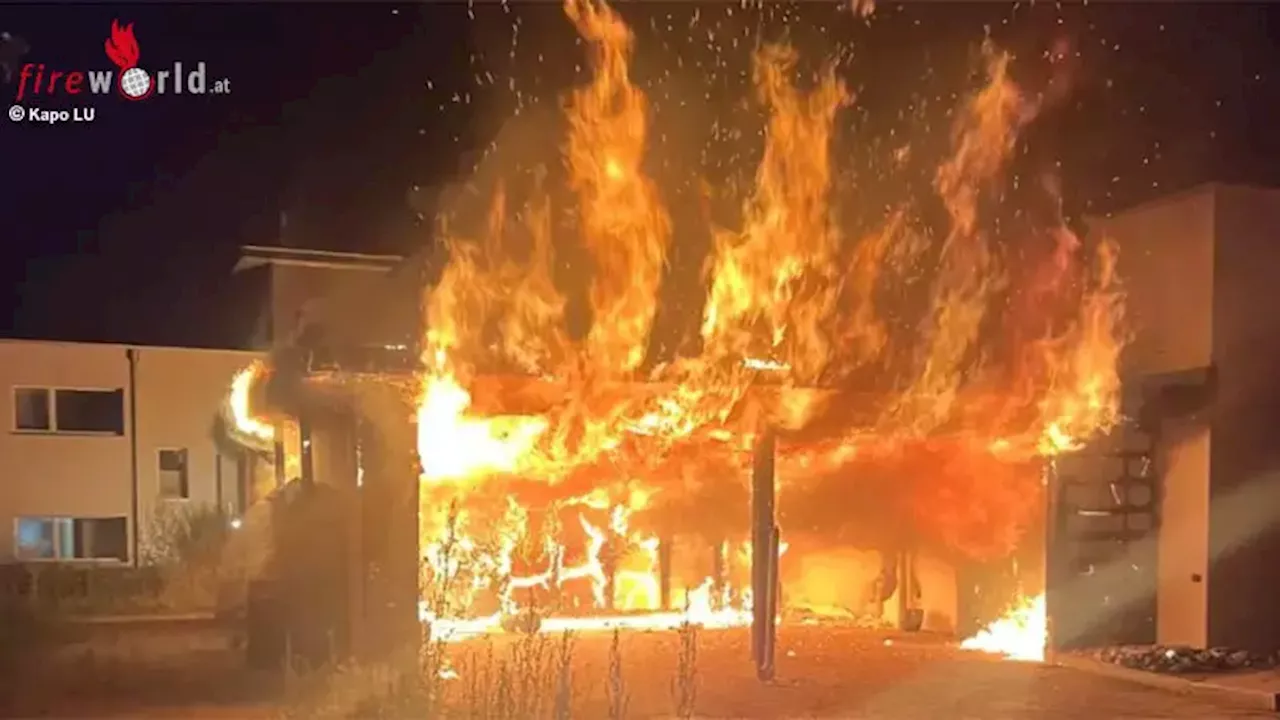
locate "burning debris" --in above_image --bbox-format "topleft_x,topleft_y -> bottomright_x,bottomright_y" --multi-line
226,0 -> 1126,650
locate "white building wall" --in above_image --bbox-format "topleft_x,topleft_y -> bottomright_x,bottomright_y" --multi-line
0,340 -> 132,562
1086,183 -> 1280,649
132,345 -> 264,559
1087,183 -> 1216,377
1089,187 -> 1218,649
1157,420 -> 1211,648
0,339 -> 263,564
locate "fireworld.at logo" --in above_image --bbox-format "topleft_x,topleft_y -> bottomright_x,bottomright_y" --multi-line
13,19 -> 231,102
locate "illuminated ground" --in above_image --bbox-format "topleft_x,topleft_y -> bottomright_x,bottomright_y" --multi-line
434,625 -> 1275,719
2,620 -> 1273,718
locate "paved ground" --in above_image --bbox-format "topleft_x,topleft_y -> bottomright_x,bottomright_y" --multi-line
433,625 -> 1277,719
2,621 -> 1275,718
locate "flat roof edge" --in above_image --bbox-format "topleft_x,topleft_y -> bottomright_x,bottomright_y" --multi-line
0,337 -> 267,356
234,244 -> 403,274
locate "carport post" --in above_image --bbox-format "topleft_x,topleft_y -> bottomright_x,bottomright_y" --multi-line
1044,460 -> 1064,664
751,426 -> 779,682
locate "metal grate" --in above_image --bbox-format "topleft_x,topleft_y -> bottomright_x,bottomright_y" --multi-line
1048,412 -> 1160,651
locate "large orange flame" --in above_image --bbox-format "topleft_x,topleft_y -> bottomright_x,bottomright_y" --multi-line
228,1 -> 1127,642
701,44 -> 849,384
565,0 -> 671,376
407,1 -> 1126,637
227,361 -> 274,445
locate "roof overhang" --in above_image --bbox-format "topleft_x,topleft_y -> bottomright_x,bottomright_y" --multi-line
1134,365 -> 1216,428
233,245 -> 404,274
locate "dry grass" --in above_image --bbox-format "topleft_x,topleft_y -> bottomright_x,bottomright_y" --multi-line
7,622 -> 1254,719
276,502 -> 714,719
0,506 -> 981,719
278,619 -> 716,720
272,620 -> 987,720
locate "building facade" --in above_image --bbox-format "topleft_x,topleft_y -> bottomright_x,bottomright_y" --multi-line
1086,183 -> 1280,652
0,339 -> 264,565
231,244 -> 411,352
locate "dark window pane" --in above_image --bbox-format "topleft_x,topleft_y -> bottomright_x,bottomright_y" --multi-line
159,449 -> 189,499
73,518 -> 128,561
159,449 -> 186,472
14,388 -> 50,431
55,389 -> 124,434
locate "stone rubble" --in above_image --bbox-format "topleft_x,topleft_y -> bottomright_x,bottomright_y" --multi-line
1088,645 -> 1280,674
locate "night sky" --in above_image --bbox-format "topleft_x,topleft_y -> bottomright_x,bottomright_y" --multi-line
3,2 -> 1279,349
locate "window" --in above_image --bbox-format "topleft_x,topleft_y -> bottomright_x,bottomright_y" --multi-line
158,448 -> 190,500
14,517 -> 127,561
14,387 -> 51,431
12,387 -> 124,434
15,516 -> 61,558
54,389 -> 124,434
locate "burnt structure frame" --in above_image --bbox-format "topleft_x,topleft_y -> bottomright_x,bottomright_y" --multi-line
240,250 -> 427,669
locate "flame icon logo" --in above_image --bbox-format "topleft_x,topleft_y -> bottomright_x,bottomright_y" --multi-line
104,20 -> 152,101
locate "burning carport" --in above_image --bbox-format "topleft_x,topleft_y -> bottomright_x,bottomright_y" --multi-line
214,0 -> 1139,678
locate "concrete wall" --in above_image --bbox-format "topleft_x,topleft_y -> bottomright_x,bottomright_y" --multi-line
261,263 -> 410,350
1093,184 -> 1280,652
0,339 -> 265,564
1085,186 -> 1216,649
1156,420 -> 1210,648
132,345 -> 265,558
0,341 -> 132,561
1089,185 -> 1216,376
1205,185 -> 1280,652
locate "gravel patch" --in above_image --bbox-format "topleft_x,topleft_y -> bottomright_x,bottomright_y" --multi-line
1085,645 -> 1280,675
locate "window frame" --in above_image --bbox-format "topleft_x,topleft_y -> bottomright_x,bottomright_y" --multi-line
11,385 -> 125,436
156,447 -> 191,501
12,516 -> 128,564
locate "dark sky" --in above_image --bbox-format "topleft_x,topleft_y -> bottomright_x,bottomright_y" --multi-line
3,2 -> 1279,349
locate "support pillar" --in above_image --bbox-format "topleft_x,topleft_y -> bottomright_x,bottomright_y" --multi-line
751,427 -> 779,682
357,388 -> 422,667
711,540 -> 727,609
272,423 -> 287,489
321,410 -> 363,661
298,414 -> 315,487
550,543 -> 564,613
897,550 -> 924,632
334,413 -> 362,662
659,535 -> 673,610
1044,460 -> 1064,663
603,538 -> 618,611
